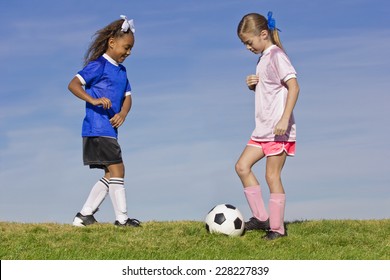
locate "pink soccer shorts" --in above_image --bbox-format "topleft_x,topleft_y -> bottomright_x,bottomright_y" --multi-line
247,139 -> 296,157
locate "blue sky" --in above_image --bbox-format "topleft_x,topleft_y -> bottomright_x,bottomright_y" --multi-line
0,0 -> 389,224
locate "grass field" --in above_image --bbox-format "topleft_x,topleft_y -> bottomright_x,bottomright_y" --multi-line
1,220 -> 389,260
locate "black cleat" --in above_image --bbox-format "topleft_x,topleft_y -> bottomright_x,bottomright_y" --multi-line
72,212 -> 98,227
263,225 -> 288,240
262,230 -> 287,240
114,218 -> 141,227
244,217 -> 270,231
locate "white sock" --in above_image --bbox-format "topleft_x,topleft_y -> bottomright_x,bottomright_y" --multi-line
109,177 -> 128,223
80,177 -> 109,216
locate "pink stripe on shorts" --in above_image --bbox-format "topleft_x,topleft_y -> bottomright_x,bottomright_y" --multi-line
247,139 -> 296,157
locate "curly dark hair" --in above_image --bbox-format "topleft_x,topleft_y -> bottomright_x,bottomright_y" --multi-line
84,19 -> 134,66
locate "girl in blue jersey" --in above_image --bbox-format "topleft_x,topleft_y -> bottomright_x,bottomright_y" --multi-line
68,15 -> 140,227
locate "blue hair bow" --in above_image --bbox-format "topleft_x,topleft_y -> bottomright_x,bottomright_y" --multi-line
267,11 -> 281,32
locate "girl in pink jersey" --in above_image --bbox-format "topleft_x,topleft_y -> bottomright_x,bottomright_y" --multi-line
235,12 -> 300,240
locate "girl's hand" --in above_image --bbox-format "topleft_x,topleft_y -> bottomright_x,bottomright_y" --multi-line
92,97 -> 112,109
274,118 -> 289,136
110,112 -> 126,128
246,74 -> 259,91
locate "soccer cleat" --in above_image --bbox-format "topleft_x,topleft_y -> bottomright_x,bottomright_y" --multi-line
114,218 -> 141,227
72,212 -> 98,227
244,217 -> 270,231
262,230 -> 287,240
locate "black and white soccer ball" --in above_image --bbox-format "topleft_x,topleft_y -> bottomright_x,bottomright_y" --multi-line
205,204 -> 245,236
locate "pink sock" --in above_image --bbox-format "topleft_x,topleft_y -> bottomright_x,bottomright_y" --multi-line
269,193 -> 286,234
244,185 -> 269,221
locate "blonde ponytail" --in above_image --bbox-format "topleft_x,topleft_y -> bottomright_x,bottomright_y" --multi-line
270,29 -> 284,51
267,12 -> 284,51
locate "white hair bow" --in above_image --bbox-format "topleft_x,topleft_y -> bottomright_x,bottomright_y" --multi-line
120,15 -> 135,33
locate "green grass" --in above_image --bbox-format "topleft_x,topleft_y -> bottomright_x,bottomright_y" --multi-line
1,220 -> 389,260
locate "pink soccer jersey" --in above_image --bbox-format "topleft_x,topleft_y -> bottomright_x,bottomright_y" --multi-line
251,45 -> 297,142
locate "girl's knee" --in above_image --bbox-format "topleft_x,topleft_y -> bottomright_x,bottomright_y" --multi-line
107,163 -> 125,178
235,161 -> 250,177
265,171 -> 281,186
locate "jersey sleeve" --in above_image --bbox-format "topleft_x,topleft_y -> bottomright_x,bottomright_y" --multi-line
272,51 -> 297,83
125,79 -> 132,96
77,60 -> 105,87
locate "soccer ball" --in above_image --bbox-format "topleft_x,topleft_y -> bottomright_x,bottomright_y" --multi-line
205,204 -> 245,236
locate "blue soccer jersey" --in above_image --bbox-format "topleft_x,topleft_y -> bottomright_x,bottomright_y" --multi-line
76,54 -> 131,138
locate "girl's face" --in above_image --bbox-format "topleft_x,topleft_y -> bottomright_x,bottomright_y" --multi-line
240,30 -> 271,54
107,34 -> 134,64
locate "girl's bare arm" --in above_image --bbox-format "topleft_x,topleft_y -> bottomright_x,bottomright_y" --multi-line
274,78 -> 300,135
